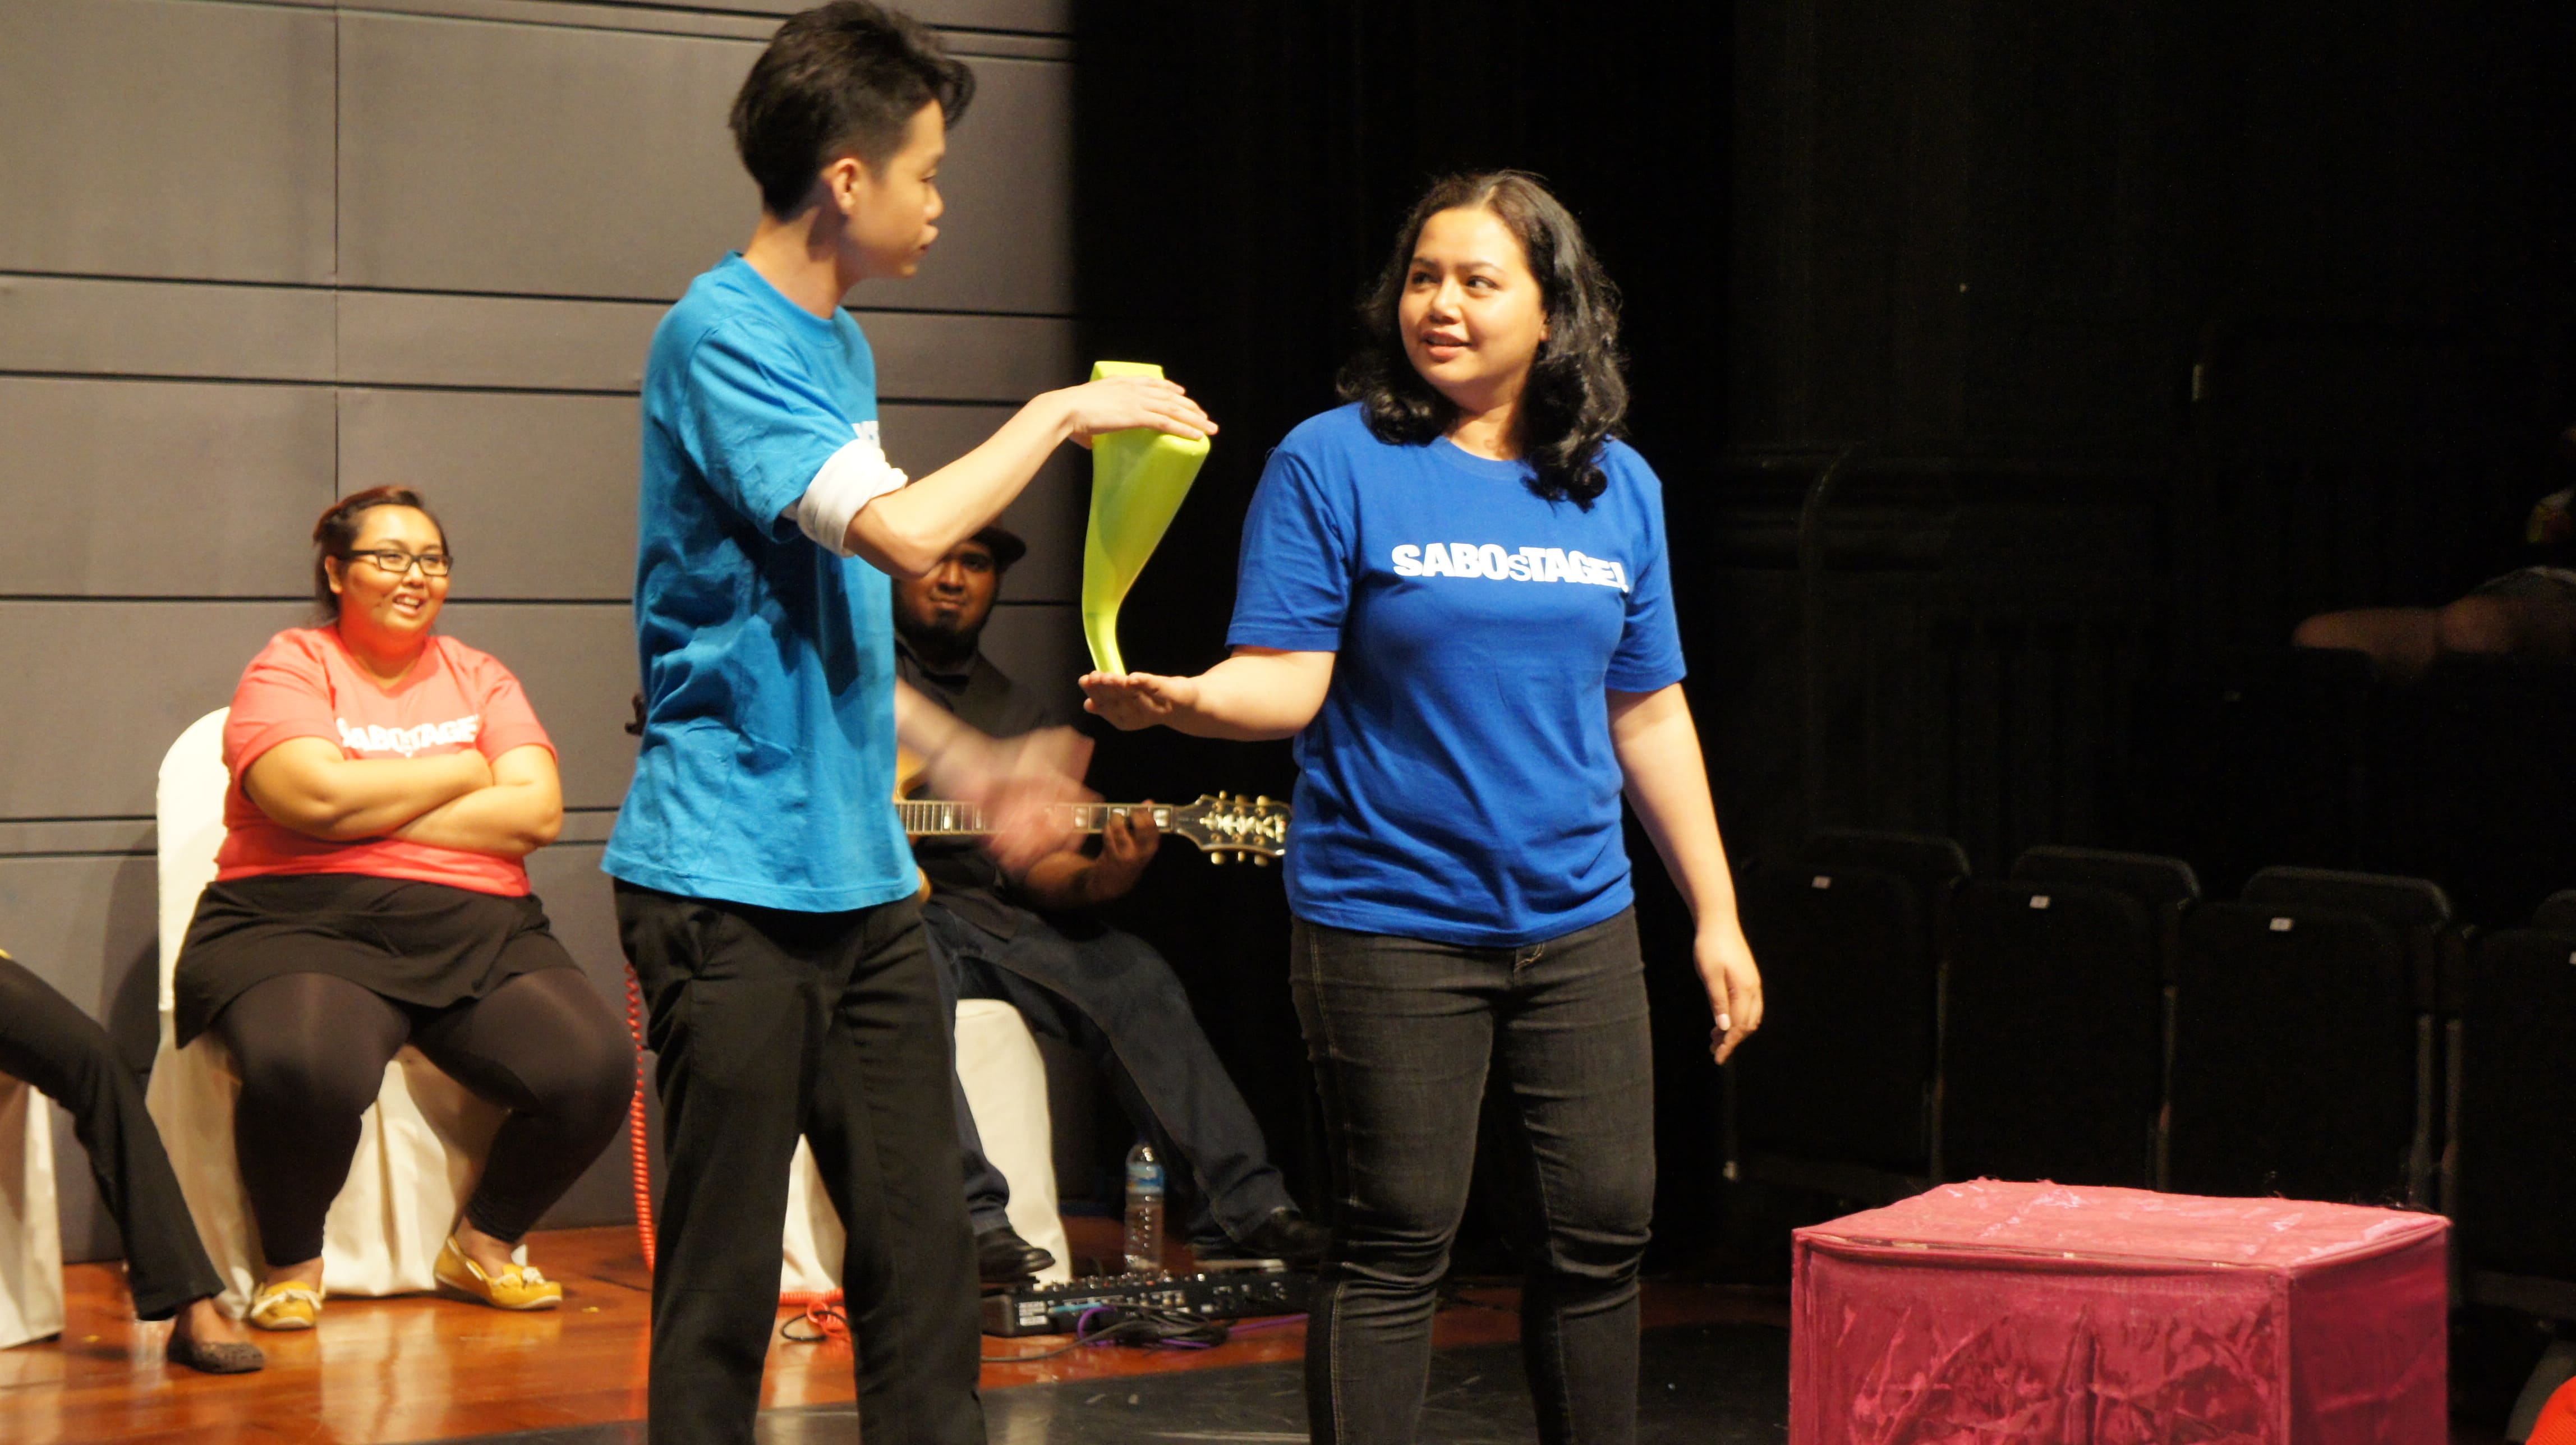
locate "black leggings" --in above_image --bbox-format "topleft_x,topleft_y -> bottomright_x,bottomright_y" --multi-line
213,968 -> 631,1268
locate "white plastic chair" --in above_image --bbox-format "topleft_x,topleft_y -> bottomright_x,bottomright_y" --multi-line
780,997 -> 1072,1291
0,1074 -> 65,1348
144,708 -> 514,1316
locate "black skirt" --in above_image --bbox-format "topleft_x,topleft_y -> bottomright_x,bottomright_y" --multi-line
173,873 -> 578,1046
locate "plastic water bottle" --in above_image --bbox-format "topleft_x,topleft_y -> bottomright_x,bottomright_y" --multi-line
1123,1142 -> 1166,1276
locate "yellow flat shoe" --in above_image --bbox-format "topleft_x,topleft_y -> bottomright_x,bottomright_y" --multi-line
247,1281 -> 322,1331
435,1237 -> 562,1311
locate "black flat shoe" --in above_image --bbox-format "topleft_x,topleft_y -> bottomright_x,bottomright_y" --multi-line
976,1224 -> 1056,1286
1201,1207 -> 1331,1268
168,1329 -> 266,1375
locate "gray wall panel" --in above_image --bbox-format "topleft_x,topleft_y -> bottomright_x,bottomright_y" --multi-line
0,854 -> 165,1264
879,403 -> 1082,604
434,603 -> 640,811
338,292 -> 659,393
863,313 -> 1080,401
0,0 -> 335,284
339,390 -> 642,602
337,14 -> 1070,314
0,379 -> 334,597
0,602 -> 306,820
335,293 -> 1071,401
0,275 -> 335,383
337,13 -> 759,300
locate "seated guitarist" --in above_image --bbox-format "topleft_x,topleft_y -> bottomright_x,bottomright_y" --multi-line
895,526 -> 1327,1283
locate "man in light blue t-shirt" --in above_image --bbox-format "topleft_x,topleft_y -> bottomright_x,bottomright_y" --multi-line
603,7 -> 1213,1443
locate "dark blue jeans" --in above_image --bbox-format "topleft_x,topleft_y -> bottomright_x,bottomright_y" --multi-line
1292,910 -> 1655,1445
923,900 -> 1296,1247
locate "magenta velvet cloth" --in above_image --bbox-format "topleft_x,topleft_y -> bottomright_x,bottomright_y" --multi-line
1790,1180 -> 2448,1444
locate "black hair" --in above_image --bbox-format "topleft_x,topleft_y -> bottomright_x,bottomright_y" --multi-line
730,2 -> 976,218
312,486 -> 447,622
1337,171 -> 1628,508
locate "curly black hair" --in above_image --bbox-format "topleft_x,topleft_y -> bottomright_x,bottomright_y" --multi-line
1337,172 -> 1627,507
730,2 -> 975,217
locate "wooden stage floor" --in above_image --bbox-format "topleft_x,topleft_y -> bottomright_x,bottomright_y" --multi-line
0,1221 -> 1787,1445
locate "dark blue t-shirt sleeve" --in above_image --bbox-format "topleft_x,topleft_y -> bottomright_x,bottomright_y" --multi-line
1227,446 -> 1354,652
1605,455 -> 1687,692
674,317 -> 853,539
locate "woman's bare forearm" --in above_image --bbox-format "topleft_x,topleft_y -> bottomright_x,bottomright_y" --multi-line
245,740 -> 493,841
842,396 -> 1074,578
387,745 -> 563,857
1609,684 -> 1746,943
1150,650 -> 1337,740
388,783 -> 560,857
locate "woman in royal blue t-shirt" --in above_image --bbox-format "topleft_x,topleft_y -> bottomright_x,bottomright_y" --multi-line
1083,172 -> 1762,1444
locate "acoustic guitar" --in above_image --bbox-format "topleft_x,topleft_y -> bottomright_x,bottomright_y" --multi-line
896,792 -> 1291,866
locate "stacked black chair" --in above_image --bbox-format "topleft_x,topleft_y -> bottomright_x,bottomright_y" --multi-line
2169,866 -> 2451,1207
1942,847 -> 2198,1188
2459,890 -> 2576,1438
1732,830 -> 1968,1202
2458,889 -> 2576,1316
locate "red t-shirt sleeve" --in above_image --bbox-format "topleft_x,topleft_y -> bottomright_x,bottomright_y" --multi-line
223,633 -> 343,783
453,643 -> 556,761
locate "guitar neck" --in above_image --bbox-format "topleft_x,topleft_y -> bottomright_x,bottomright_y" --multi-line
896,800 -> 1170,837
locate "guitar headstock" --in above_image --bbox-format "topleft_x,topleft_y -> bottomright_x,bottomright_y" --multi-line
1167,793 -> 1291,864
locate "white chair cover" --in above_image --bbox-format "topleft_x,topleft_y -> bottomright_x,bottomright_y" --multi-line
780,997 -> 1070,1291
0,1075 -> 65,1349
145,707 -> 513,1317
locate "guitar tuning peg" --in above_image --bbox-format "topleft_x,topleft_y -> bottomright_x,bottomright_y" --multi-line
1208,851 -> 1227,866
1252,855 -> 1271,867
1254,795 -> 1270,807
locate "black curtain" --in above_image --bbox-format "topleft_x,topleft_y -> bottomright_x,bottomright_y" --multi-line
1068,1 -> 1738,1264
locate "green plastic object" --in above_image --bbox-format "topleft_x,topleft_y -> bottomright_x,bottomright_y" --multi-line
1080,360 -> 1210,675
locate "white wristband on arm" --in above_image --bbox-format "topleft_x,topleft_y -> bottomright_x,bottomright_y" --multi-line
792,432 -> 910,556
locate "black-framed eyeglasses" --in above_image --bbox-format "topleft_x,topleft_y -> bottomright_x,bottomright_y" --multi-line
342,549 -> 454,578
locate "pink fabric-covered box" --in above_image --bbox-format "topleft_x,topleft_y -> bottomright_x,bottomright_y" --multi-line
1791,1180 -> 2448,1444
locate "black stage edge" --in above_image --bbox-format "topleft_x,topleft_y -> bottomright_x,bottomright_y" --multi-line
417,1322 -> 1788,1444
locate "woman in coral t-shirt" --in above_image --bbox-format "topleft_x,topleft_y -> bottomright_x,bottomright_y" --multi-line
173,487 -> 628,1331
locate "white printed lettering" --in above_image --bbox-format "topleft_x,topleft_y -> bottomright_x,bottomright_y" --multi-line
335,713 -> 483,758
1384,540 -> 1632,592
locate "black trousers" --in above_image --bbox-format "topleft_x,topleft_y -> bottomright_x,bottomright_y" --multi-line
615,883 -> 985,1445
1291,911 -> 1655,1445
0,950 -> 224,1321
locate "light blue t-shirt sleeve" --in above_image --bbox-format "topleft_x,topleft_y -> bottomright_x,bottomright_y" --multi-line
1227,447 -> 1353,653
1604,456 -> 1687,692
675,317 -> 854,539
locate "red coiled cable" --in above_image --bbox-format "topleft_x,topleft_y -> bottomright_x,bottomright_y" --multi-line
625,964 -> 656,1271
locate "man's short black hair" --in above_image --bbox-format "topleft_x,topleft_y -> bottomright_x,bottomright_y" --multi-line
730,2 -> 975,218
